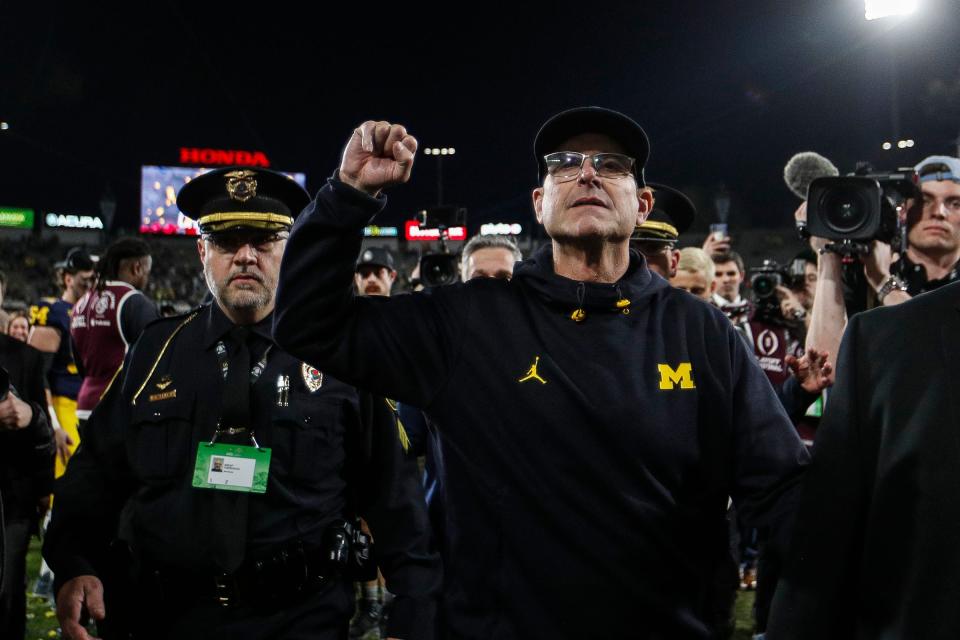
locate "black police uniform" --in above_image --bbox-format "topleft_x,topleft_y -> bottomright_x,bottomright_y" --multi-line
42,168 -> 439,640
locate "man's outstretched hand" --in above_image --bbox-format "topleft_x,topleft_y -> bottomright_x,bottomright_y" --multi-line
786,347 -> 834,394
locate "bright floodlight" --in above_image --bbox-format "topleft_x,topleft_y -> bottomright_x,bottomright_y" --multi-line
0,122 -> 8,131
882,142 -> 893,150
865,0 -> 918,20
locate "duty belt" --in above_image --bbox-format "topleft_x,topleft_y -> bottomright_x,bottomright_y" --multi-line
140,540 -> 338,609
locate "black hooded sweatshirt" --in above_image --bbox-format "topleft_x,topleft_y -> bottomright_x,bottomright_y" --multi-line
274,177 -> 809,639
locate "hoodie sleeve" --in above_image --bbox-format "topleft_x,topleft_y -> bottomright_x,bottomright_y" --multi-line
274,177 -> 468,409
354,393 -> 441,639
727,319 -> 810,546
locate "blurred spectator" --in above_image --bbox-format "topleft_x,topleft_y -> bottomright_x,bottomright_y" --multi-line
460,235 -> 521,281
6,313 -> 29,343
0,360 -> 54,638
355,247 -> 397,297
71,238 -> 158,429
712,251 -> 748,315
671,247 -> 716,301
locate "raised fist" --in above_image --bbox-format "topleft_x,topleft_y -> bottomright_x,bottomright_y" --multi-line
339,120 -> 418,197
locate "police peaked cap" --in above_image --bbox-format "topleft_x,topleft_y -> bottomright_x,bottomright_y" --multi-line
534,106 -> 650,186
631,183 -> 696,243
176,167 -> 310,234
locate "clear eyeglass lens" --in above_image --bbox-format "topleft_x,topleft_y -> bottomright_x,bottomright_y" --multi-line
544,152 -> 634,181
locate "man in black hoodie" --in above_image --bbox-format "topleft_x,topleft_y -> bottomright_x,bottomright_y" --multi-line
274,107 -> 809,639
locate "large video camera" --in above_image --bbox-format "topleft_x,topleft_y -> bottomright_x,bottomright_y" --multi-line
417,206 -> 467,288
805,164 -> 919,256
749,259 -> 808,324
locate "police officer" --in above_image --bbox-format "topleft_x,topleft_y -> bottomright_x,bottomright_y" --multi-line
355,247 -> 398,298
43,168 -> 439,640
629,182 -> 695,278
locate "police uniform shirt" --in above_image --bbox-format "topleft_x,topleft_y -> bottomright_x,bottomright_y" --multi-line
43,302 -> 438,636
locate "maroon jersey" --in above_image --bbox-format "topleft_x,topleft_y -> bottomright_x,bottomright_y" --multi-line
71,281 -> 155,416
742,320 -> 801,387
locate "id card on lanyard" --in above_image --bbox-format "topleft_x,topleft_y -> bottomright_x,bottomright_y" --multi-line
191,339 -> 273,494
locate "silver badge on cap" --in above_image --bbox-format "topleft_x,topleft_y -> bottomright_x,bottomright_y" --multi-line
362,250 -> 373,262
301,362 -> 323,393
225,170 -> 258,203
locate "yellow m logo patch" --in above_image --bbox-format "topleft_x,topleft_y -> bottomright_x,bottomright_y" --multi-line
658,363 -> 696,390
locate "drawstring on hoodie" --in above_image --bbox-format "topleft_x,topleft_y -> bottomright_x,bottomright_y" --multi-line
569,283 -> 633,322
615,285 -> 631,315
570,282 -> 587,322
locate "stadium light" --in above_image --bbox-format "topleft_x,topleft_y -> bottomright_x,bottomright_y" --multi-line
0,122 -> 9,131
422,145 -> 456,204
865,0 -> 918,21
882,142 -> 893,150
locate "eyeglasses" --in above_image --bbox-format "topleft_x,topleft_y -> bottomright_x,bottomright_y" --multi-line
543,152 -> 635,183
204,231 -> 288,254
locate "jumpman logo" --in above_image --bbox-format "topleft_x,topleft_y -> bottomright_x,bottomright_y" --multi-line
518,356 -> 548,384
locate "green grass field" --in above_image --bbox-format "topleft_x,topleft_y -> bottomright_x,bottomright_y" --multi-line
22,540 -> 758,639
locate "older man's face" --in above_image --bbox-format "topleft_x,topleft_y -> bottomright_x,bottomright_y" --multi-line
532,133 -> 651,245
462,247 -> 516,281
198,230 -> 286,318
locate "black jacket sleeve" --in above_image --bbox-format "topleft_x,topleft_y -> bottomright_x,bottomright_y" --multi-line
766,314 -> 870,639
274,177 -> 468,409
352,392 -> 440,639
776,375 -> 819,424
42,354 -> 136,593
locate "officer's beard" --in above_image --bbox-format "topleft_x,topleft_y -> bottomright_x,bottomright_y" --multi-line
206,267 -> 274,318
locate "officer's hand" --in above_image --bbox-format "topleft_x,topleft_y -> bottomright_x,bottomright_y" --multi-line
339,121 -> 418,197
0,393 -> 33,430
57,575 -> 106,640
786,347 -> 834,394
54,426 -> 75,465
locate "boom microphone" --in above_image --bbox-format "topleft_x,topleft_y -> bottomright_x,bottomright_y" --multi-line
784,151 -> 839,200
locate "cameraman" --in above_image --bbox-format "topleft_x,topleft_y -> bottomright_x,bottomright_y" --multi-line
804,155 -> 960,364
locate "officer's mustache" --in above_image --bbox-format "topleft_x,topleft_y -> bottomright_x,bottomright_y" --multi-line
228,268 -> 264,284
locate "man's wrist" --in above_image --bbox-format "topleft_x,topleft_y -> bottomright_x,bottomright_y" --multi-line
876,274 -> 908,303
334,169 -> 382,199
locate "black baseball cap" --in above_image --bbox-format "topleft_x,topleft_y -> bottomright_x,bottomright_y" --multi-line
356,247 -> 396,272
631,183 -> 696,244
56,247 -> 95,273
534,106 -> 650,185
177,167 -> 310,235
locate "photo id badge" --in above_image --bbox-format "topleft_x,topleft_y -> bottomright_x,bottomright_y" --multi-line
192,443 -> 271,494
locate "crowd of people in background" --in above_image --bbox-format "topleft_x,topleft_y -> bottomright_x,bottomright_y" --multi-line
1,106 -> 959,640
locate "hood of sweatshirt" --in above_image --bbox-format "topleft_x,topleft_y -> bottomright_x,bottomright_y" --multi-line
512,244 -> 669,321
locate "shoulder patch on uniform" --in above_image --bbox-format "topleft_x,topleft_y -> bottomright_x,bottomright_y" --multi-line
301,363 -> 323,392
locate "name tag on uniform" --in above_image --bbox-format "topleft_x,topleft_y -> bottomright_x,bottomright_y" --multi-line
192,443 -> 271,494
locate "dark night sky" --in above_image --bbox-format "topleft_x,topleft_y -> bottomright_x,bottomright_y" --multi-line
1,1 -> 958,235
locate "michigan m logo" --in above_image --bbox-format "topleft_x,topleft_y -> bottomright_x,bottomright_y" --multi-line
657,363 -> 696,390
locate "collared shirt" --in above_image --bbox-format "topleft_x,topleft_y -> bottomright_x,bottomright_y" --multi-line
894,254 -> 960,297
